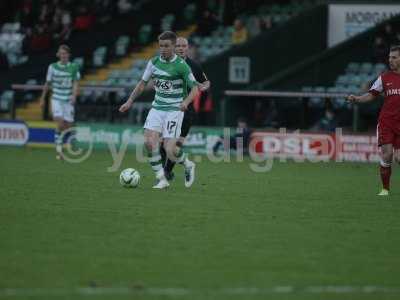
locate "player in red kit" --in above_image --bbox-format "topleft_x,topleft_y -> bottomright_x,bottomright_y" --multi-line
347,45 -> 400,196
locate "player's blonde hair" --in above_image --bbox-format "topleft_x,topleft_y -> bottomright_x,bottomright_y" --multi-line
58,44 -> 71,54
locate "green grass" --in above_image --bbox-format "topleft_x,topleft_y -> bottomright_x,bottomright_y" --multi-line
1,147 -> 400,300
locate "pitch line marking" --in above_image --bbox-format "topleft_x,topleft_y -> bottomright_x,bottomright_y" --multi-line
1,286 -> 400,297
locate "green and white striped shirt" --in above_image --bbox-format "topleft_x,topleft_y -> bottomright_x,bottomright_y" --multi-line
142,54 -> 197,111
46,62 -> 80,102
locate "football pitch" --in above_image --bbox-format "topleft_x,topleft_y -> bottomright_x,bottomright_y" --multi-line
1,147 -> 400,300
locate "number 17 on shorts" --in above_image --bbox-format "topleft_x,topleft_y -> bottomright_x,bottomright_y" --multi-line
144,108 -> 184,138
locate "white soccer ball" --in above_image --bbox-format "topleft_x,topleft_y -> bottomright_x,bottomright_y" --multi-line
119,168 -> 140,188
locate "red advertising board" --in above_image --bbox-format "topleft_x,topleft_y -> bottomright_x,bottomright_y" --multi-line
251,131 -> 380,163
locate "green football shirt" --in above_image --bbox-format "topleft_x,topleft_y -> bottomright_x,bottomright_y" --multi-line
142,54 -> 198,111
46,62 -> 81,102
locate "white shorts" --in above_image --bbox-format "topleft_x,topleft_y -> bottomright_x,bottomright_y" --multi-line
144,108 -> 184,138
51,100 -> 75,123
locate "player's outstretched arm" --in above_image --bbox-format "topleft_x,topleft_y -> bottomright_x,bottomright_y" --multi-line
180,85 -> 199,111
119,80 -> 146,112
346,92 -> 376,103
199,80 -> 210,91
70,81 -> 79,105
39,82 -> 50,108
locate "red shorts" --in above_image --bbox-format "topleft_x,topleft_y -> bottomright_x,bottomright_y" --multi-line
377,120 -> 400,148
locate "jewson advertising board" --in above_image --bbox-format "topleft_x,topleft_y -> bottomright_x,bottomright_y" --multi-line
74,123 -> 223,154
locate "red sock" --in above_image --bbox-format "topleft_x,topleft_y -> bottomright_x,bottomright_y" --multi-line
380,165 -> 392,190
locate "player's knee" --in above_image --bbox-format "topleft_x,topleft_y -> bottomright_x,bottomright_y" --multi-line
165,144 -> 175,158
144,138 -> 156,152
381,152 -> 393,164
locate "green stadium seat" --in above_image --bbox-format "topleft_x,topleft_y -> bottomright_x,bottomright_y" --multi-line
213,37 -> 225,47
138,24 -> 152,45
336,74 -> 349,85
314,86 -> 326,92
349,75 -> 362,86
301,86 -> 312,92
191,36 -> 202,46
309,86 -> 325,108
183,3 -> 196,23
73,57 -> 84,69
93,46 -> 107,67
224,26 -> 234,37
95,46 -> 107,55
359,62 -> 373,74
272,15 -> 283,24
161,14 -> 175,31
270,4 -> 281,14
326,87 -> 338,93
204,37 -> 214,46
115,36 -> 130,56
346,62 -> 360,74
0,90 -> 14,112
327,86 -> 348,110
346,85 -> 360,94
374,63 -> 386,74
258,5 -> 271,14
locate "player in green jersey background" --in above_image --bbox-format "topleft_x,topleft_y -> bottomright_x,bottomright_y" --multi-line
40,45 -> 80,160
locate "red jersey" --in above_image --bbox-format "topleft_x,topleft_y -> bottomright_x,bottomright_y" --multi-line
369,71 -> 400,122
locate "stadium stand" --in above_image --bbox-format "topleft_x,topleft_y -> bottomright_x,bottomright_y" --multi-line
222,14 -> 400,131
0,22 -> 28,67
190,1 -> 320,62
2,0 -> 399,132
0,0 -> 196,120
71,0 -> 323,124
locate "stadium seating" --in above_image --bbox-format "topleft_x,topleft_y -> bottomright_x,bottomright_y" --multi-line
0,23 -> 28,67
192,1 -> 319,62
0,90 -> 14,113
84,0 -> 318,92
303,62 -> 386,111
298,61 -> 387,128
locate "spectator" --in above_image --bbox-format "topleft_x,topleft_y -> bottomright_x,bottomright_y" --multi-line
253,99 -> 267,127
232,19 -> 248,45
30,22 -> 51,52
51,6 -> 63,38
118,0 -> 133,14
196,10 -> 218,37
393,32 -> 400,46
18,2 -> 35,35
372,36 -> 388,64
382,23 -> 396,46
74,5 -> 95,31
187,43 -> 198,60
94,0 -> 115,23
55,7 -> 72,41
38,1 -> 52,24
213,118 -> 252,154
260,15 -> 272,31
0,50 -> 9,70
247,16 -> 261,37
311,109 -> 337,132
